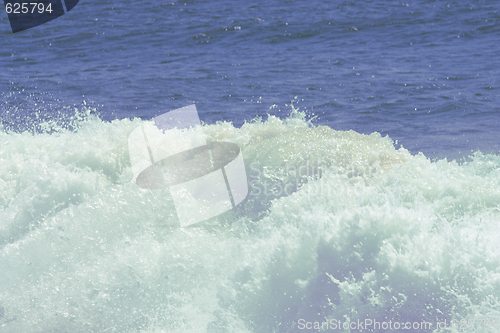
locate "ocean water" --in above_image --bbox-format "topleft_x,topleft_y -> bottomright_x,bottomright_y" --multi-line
1,1 -> 500,332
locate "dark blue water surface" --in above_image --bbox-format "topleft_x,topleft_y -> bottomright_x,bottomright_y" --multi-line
1,0 -> 499,160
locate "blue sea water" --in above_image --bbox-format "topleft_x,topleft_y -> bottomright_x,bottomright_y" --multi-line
1,1 -> 500,332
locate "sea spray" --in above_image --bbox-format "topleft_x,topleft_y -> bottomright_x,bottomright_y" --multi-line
1,112 -> 500,332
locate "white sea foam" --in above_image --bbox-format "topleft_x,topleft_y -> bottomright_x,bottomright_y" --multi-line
1,112 -> 500,332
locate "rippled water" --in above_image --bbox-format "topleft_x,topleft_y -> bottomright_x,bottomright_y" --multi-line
2,0 -> 499,159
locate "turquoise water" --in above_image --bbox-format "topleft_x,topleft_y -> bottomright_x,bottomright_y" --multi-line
1,113 -> 500,332
1,1 -> 500,332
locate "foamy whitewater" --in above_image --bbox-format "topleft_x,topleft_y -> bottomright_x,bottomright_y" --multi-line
1,111 -> 500,332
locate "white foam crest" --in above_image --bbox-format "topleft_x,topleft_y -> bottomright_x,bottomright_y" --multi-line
1,112 -> 499,332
